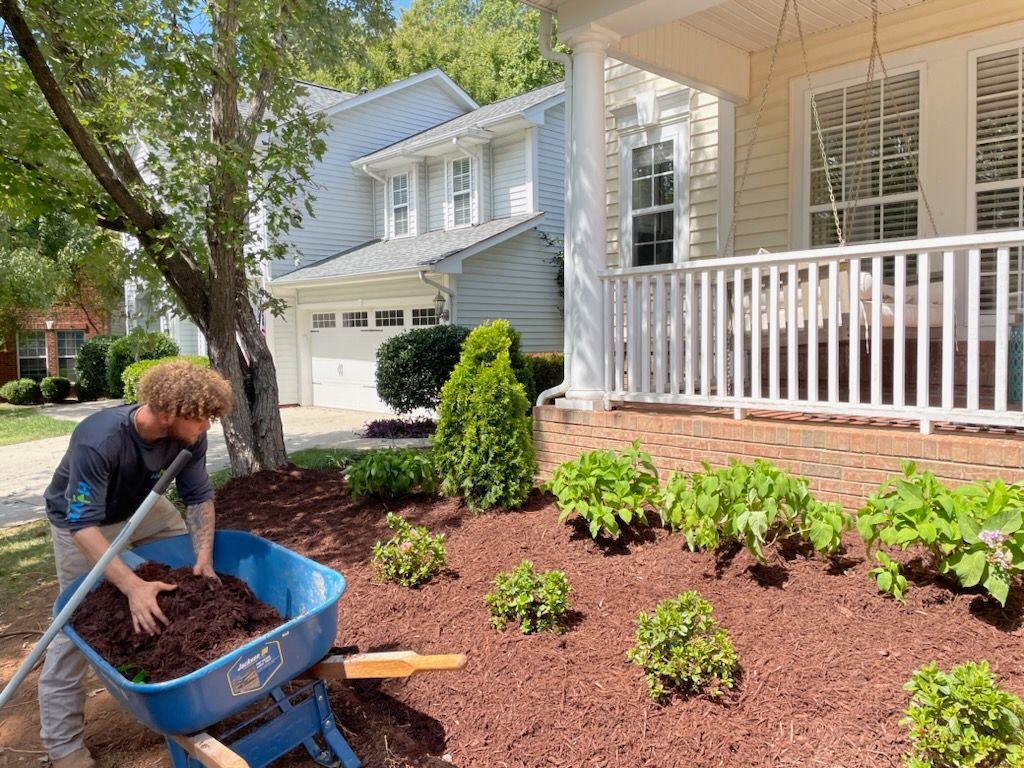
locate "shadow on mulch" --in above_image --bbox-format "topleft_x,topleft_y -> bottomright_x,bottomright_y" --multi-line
970,582 -> 1024,632
746,562 -> 788,589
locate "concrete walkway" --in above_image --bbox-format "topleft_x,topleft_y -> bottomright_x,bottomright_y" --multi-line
0,401 -> 419,528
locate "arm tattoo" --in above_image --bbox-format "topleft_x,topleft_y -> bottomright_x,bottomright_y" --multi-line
185,499 -> 216,557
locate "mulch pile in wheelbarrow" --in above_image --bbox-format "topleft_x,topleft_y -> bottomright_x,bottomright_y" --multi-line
72,562 -> 280,683
208,467 -> 1024,768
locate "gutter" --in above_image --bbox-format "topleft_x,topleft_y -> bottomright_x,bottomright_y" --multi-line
536,9 -> 573,406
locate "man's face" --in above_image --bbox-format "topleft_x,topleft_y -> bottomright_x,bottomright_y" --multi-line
167,415 -> 214,447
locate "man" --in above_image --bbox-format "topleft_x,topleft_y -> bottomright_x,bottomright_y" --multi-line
39,360 -> 233,768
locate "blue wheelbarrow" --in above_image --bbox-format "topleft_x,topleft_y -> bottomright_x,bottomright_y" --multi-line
53,531 -> 467,768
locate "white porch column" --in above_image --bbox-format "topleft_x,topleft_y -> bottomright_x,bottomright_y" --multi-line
561,28 -> 615,410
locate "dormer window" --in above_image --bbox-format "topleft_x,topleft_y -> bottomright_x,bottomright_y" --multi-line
390,172 -> 410,238
449,157 -> 473,228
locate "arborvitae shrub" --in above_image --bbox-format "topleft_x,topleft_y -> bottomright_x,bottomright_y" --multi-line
40,376 -> 71,403
432,320 -> 536,511
74,335 -> 114,400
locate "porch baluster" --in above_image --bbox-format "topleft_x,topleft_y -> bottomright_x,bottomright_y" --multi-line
670,273 -> 681,395
769,265 -> 780,400
917,252 -> 931,432
848,258 -> 861,405
871,256 -> 883,406
828,261 -> 839,404
716,270 -> 727,397
787,264 -> 798,400
653,275 -> 666,395
995,248 -> 1010,412
893,254 -> 906,409
751,266 -> 762,399
641,275 -> 651,395
733,267 -> 745,409
966,249 -> 981,411
700,271 -> 710,397
942,251 -> 956,411
685,272 -> 696,395
627,276 -> 637,393
807,261 -> 819,403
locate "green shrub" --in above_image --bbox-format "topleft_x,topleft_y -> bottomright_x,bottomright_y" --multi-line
0,378 -> 42,405
662,459 -> 851,560
121,355 -> 209,404
371,512 -> 446,588
345,447 -> 435,499
375,325 -> 471,413
526,352 -> 563,403
484,560 -> 569,634
432,320 -> 536,511
105,329 -> 179,398
74,335 -> 114,400
626,591 -> 739,701
542,440 -> 659,540
901,661 -> 1024,768
857,462 -> 1024,605
39,376 -> 71,403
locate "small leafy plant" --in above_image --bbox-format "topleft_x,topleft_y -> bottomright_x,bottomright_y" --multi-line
858,464 -> 1024,605
661,459 -> 851,560
901,660 -> 1024,768
626,591 -> 739,701
371,512 -> 446,588
346,447 -> 436,499
869,552 -> 908,603
116,662 -> 149,684
543,440 -> 660,539
485,560 -> 570,634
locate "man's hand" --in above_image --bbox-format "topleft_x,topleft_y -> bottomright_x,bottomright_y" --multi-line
192,555 -> 220,582
124,577 -> 177,635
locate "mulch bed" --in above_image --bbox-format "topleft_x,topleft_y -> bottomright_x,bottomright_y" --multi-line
207,467 -> 1024,768
72,563 -> 280,683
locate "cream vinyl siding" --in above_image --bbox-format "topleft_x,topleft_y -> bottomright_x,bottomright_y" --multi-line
455,231 -> 564,353
605,60 -> 720,265
270,299 -> 299,404
734,0 -> 1024,256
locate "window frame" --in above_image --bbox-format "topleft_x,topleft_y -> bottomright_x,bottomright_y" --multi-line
17,330 -> 48,382
969,41 -> 1024,327
389,170 -> 414,239
375,309 -> 405,328
447,156 -> 475,229
618,120 -> 689,269
56,330 -> 85,382
411,307 -> 438,326
794,64 -> 925,251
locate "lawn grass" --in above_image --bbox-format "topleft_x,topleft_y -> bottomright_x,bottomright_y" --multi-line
0,520 -> 55,606
0,403 -> 75,447
288,446 -> 362,470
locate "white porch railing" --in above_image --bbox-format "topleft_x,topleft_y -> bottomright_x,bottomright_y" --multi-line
601,231 -> 1024,433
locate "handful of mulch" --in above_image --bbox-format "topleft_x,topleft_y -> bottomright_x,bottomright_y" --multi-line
72,562 -> 281,683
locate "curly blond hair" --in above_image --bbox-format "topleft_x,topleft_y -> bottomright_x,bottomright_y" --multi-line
137,361 -> 233,420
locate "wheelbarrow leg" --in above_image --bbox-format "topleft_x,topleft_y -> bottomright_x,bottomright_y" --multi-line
268,682 -> 360,768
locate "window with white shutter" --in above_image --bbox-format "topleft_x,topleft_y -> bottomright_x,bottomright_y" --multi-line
975,47 -> 1024,317
391,173 -> 410,238
448,157 -> 473,228
808,71 -> 920,282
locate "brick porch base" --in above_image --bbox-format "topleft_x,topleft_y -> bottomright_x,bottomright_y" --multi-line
533,404 -> 1024,512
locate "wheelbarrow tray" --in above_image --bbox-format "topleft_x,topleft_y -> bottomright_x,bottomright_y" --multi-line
54,530 -> 346,736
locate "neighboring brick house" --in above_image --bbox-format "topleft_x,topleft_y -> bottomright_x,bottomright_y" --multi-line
0,303 -> 112,386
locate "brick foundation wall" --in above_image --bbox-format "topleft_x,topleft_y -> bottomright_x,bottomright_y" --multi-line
533,405 -> 1024,512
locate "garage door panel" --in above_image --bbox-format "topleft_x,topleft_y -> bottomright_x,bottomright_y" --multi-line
309,316 -> 407,412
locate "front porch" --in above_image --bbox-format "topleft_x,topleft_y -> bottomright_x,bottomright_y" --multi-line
533,402 -> 1024,512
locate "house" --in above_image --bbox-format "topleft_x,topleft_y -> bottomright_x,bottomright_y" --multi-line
520,0 -> 1024,508
266,78 -> 569,412
0,302 -> 117,386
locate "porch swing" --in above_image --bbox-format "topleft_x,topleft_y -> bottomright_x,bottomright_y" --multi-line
729,0 -> 946,336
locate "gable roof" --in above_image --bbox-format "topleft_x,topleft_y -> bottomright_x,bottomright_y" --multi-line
354,81 -> 565,166
273,213 -> 544,285
295,80 -> 355,112
319,69 -> 478,121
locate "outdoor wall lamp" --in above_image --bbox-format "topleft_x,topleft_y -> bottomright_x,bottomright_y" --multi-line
432,290 -> 450,322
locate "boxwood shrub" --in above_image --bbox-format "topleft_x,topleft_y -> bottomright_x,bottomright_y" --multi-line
0,378 -> 43,405
40,376 -> 71,403
122,355 -> 209,403
74,335 -> 114,400
375,324 -> 471,413
106,329 -> 179,398
526,353 -> 563,403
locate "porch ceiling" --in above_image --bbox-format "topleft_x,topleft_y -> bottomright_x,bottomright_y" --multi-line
521,0 -> 936,101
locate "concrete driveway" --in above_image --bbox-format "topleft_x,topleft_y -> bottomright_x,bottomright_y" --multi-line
0,402 -> 415,528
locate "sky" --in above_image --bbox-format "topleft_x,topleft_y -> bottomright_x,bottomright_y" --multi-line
392,0 -> 413,14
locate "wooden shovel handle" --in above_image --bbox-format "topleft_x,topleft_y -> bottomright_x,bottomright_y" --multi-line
308,650 -> 468,680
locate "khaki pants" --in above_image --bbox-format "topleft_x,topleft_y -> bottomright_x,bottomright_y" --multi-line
38,497 -> 188,761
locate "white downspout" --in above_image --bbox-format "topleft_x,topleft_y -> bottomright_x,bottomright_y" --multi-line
537,10 -> 573,406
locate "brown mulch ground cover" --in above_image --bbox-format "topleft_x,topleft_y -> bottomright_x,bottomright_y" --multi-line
208,467 -> 1024,768
72,563 -> 280,683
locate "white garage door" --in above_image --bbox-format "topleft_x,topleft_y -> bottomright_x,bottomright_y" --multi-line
310,309 -> 408,412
